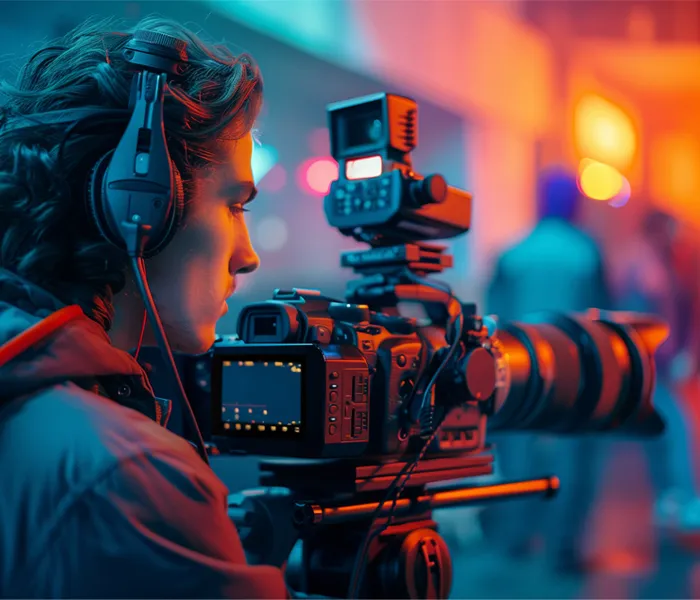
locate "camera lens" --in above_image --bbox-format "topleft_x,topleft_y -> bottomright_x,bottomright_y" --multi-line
489,313 -> 666,436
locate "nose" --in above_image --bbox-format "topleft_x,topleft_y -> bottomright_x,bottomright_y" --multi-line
237,251 -> 260,275
231,225 -> 260,276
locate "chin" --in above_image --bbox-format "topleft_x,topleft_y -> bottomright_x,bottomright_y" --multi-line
166,325 -> 216,355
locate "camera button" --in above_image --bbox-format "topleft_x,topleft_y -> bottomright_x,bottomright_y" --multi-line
328,424 -> 337,435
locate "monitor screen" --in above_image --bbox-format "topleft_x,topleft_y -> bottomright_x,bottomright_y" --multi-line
219,358 -> 304,436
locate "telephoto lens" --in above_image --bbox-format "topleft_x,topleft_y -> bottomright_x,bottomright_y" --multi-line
489,310 -> 668,436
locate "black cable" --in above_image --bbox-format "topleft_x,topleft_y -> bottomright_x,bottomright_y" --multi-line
131,256 -> 210,466
346,312 -> 463,599
345,458 -> 415,599
418,313 -> 464,437
346,417 -> 446,599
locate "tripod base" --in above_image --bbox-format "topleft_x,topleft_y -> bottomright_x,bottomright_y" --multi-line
287,518 -> 452,599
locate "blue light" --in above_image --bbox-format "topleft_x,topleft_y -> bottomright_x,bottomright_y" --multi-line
251,144 -> 278,185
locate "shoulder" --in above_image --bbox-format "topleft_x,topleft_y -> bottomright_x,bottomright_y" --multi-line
500,222 -> 603,272
1,382 -> 197,473
1,384 -> 256,597
0,382 -> 216,553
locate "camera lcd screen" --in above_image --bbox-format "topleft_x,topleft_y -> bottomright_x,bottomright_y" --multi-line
342,111 -> 383,149
220,358 -> 304,436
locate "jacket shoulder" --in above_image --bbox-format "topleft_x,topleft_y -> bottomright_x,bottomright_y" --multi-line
0,384 -> 211,581
0,384 -> 288,599
1,382 -> 190,470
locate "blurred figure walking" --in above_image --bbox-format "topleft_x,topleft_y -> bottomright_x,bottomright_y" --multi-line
480,166 -> 613,572
616,210 -> 700,542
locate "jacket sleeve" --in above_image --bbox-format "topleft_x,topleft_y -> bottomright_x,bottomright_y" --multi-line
37,449 -> 290,599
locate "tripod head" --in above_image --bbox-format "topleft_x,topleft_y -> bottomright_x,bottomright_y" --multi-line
229,456 -> 559,599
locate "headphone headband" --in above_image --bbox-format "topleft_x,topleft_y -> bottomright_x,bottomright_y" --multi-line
124,30 -> 189,77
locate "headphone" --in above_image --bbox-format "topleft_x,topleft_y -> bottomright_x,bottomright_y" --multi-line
2,29 -> 189,259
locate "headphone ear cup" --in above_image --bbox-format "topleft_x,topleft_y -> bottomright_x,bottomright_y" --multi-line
146,165 -> 185,257
86,150 -> 123,249
86,151 -> 185,257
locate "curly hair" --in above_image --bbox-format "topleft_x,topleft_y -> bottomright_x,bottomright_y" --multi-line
0,16 -> 263,330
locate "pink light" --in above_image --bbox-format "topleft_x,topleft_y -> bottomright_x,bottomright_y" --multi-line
298,158 -> 338,196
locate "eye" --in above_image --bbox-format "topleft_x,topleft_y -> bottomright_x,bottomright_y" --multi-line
229,203 -> 250,216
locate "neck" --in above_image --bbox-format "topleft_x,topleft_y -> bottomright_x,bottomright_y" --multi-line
111,274 -> 150,353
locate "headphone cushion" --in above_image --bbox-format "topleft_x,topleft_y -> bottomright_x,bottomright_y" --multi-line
86,150 -> 122,249
86,150 -> 186,257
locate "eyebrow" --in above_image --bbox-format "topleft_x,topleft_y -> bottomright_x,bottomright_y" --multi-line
222,181 -> 258,205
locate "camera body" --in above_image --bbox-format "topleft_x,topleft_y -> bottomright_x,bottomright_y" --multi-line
209,289 -> 501,459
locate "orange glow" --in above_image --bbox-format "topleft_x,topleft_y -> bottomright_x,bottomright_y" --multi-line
578,159 -> 626,202
650,132 -> 700,225
575,95 -> 637,171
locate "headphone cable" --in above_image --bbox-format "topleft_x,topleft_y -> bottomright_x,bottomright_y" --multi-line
129,252 -> 210,467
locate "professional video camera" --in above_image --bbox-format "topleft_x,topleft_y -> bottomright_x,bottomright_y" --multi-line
163,93 -> 668,599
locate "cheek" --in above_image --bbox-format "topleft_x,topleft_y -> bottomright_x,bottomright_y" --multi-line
180,209 -> 235,291
149,209 -> 233,308
184,209 -> 233,263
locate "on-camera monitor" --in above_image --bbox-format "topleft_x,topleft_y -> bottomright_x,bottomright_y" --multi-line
220,358 -> 304,437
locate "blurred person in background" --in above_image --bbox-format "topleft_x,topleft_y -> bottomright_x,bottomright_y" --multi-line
478,166 -> 613,573
615,209 -> 700,543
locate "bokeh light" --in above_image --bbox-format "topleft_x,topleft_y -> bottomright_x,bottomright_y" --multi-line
255,216 -> 289,252
578,158 -> 625,202
298,157 -> 339,196
575,95 -> 637,172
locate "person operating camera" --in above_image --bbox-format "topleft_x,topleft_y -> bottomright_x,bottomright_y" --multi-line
0,17 -> 291,599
